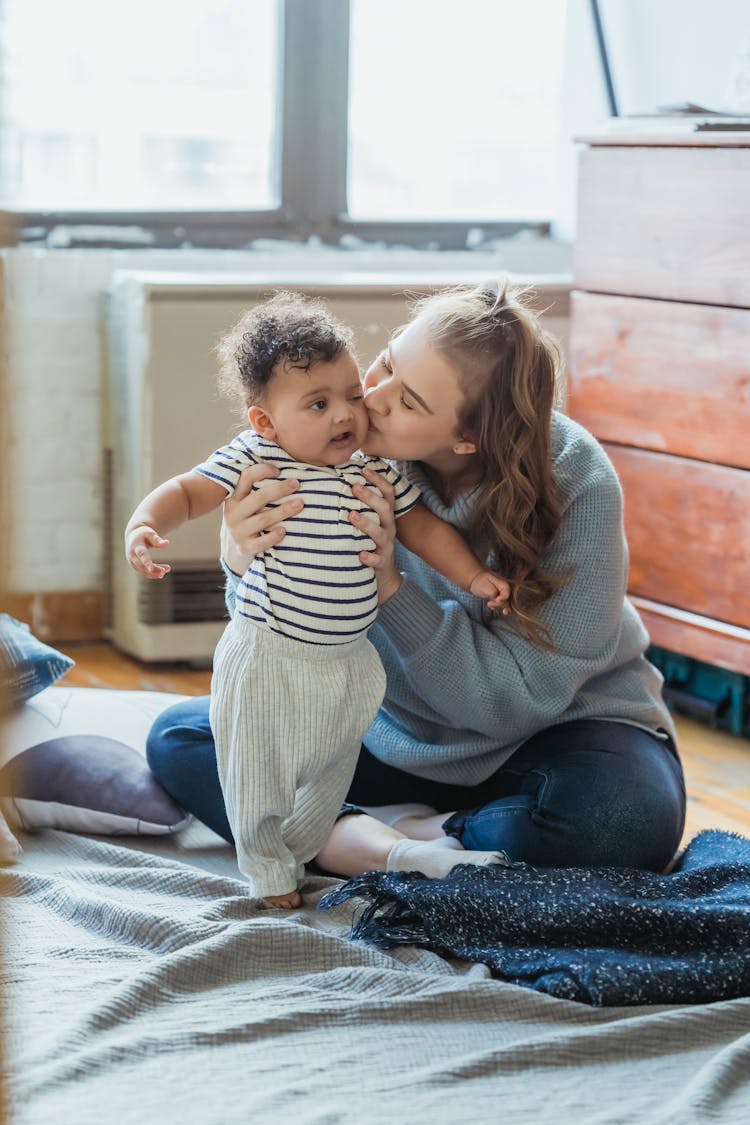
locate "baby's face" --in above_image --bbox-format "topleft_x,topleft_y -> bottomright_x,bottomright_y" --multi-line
257,350 -> 368,466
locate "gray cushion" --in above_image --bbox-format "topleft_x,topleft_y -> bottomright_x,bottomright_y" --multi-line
1,687 -> 191,836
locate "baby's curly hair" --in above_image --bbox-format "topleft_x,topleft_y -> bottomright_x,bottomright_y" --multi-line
216,290 -> 357,410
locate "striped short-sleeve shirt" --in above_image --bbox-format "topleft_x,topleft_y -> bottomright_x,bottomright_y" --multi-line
194,430 -> 421,645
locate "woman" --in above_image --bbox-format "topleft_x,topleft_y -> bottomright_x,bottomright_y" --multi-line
147,282 -> 685,880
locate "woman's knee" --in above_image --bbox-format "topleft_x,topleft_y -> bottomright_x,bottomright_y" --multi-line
455,792 -> 681,871
145,696 -> 213,780
145,695 -> 233,842
451,743 -> 685,871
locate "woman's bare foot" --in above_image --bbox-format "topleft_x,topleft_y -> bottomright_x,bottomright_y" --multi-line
315,815 -> 405,877
264,890 -> 302,909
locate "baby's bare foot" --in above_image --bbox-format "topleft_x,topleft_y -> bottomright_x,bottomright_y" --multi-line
264,890 -> 302,909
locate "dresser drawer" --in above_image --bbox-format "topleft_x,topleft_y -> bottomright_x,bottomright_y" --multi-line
569,292 -> 750,470
604,443 -> 750,629
574,145 -> 750,307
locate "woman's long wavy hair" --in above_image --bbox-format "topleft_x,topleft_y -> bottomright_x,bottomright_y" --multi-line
414,281 -> 568,648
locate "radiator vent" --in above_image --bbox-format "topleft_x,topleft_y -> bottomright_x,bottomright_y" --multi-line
137,565 -> 227,625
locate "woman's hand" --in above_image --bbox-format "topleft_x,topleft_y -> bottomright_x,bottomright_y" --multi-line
349,466 -> 402,604
221,464 -> 303,575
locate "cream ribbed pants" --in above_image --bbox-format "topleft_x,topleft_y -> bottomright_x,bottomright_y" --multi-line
210,616 -> 387,897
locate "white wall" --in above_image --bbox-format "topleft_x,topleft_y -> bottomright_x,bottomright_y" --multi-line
1,242 -> 571,595
552,0 -> 750,242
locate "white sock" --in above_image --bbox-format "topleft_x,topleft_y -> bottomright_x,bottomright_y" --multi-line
386,836 -> 505,878
358,802 -> 438,828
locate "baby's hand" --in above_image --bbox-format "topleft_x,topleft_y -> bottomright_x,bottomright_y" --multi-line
125,525 -> 171,579
469,571 -> 511,615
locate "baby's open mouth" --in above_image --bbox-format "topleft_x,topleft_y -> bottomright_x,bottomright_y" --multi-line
330,431 -> 353,444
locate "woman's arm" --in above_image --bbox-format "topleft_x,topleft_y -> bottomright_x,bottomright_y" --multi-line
373,455 -> 635,742
125,472 -> 227,578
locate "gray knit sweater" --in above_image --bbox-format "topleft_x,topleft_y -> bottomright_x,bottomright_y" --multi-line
225,412 -> 675,785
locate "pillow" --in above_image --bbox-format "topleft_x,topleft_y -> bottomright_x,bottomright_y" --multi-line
0,686 -> 192,836
0,614 -> 75,710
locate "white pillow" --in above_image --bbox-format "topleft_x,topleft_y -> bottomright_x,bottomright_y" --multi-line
1,686 -> 192,836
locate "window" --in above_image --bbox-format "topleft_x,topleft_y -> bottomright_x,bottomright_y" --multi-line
348,0 -> 567,221
0,0 -> 279,210
0,0 -> 568,246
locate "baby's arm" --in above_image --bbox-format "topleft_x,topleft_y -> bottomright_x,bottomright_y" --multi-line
395,502 -> 510,610
125,471 -> 228,579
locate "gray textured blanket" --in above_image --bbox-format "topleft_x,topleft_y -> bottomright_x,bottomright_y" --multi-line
4,827 -> 750,1124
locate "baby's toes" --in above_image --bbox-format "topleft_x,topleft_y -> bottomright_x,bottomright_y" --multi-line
264,891 -> 302,909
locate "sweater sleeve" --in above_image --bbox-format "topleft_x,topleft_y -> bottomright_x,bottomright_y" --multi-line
375,448 -> 639,743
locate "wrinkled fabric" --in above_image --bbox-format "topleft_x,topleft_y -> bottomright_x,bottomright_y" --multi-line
320,829 -> 750,1007
6,826 -> 750,1123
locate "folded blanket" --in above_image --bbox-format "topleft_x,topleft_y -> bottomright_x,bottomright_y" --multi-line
319,829 -> 750,1007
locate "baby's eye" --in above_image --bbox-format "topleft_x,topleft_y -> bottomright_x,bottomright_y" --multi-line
351,393 -> 364,402
310,399 -> 326,411
399,391 -> 414,411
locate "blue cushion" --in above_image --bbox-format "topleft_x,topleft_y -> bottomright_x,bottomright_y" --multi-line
0,615 -> 74,710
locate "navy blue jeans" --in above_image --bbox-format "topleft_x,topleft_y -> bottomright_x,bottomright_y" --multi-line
146,697 -> 685,872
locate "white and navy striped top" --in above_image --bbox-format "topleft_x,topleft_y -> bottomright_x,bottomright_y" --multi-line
195,431 -> 420,645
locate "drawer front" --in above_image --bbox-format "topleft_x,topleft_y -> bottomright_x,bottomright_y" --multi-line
569,292 -> 750,470
605,444 -> 750,629
574,145 -> 750,307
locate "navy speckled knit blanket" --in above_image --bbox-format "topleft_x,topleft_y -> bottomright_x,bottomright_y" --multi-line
319,830 -> 750,1006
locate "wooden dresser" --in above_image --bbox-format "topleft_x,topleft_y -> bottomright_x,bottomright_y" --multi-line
568,120 -> 750,675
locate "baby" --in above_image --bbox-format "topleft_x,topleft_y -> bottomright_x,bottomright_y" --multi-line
126,292 -> 509,908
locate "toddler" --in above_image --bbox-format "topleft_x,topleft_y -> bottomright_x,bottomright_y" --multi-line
126,293 -> 509,907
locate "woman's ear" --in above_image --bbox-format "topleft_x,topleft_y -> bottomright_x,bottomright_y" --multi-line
248,404 -> 277,441
452,436 -> 476,456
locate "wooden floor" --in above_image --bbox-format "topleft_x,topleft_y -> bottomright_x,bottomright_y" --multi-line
59,641 -> 750,848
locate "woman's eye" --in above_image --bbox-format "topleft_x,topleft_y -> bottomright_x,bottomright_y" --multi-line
351,393 -> 364,402
310,399 -> 326,411
381,354 -> 392,372
399,391 -> 414,411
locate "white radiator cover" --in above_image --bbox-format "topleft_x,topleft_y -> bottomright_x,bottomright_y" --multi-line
106,269 -> 569,662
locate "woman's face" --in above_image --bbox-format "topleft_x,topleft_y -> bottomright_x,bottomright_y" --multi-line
359,318 -> 473,468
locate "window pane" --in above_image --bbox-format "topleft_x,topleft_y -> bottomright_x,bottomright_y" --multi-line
348,0 -> 567,221
0,0 -> 280,210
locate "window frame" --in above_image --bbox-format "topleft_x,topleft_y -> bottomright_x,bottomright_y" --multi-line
1,0 -> 550,249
